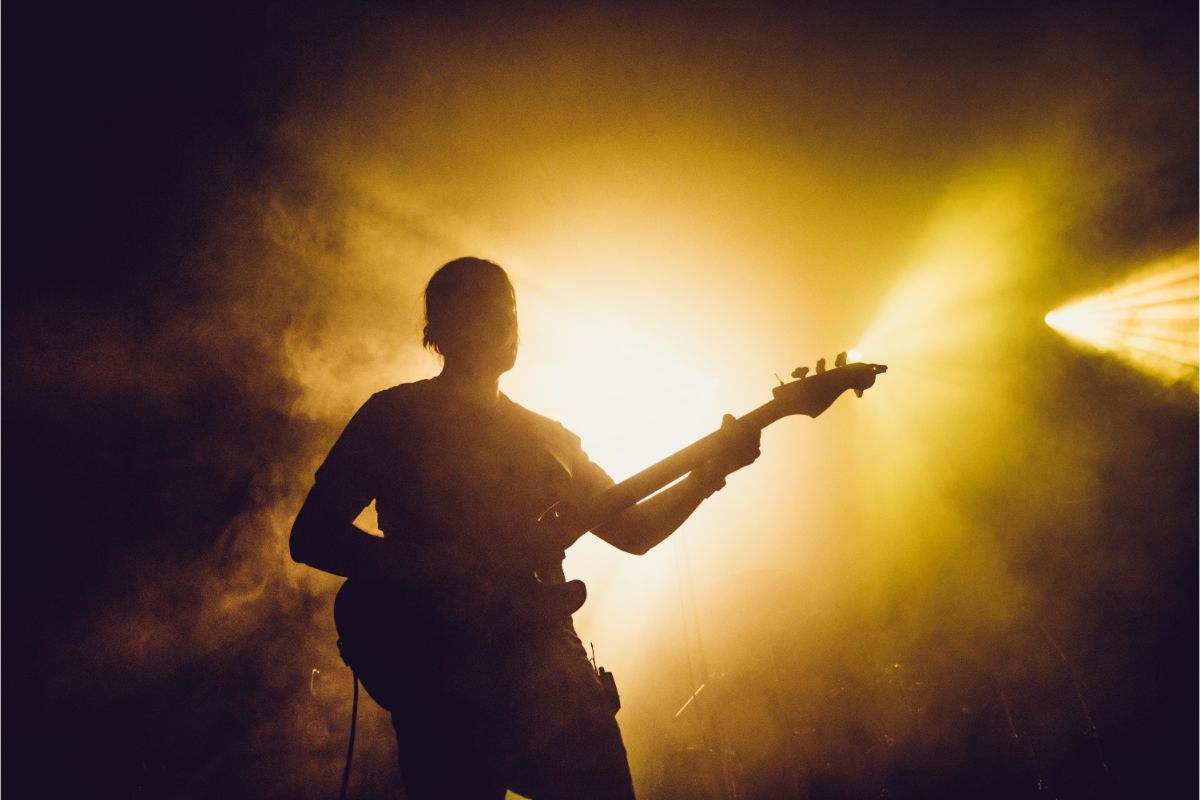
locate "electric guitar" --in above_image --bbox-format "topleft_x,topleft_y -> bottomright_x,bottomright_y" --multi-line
334,353 -> 886,708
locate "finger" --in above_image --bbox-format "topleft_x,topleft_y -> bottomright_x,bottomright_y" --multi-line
734,431 -> 761,461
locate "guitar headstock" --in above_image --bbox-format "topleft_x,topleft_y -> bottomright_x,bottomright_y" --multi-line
771,351 -> 888,419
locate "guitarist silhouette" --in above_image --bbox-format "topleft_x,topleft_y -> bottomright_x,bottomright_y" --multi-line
291,257 -> 883,798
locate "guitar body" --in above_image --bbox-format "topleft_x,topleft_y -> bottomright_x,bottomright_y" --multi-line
333,578 -> 424,712
333,572 -> 589,711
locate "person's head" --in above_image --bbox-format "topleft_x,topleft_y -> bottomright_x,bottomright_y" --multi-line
423,257 -> 518,376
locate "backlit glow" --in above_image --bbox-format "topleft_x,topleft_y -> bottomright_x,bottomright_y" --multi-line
1045,251 -> 1199,390
848,176 -> 1045,571
501,265 -> 729,664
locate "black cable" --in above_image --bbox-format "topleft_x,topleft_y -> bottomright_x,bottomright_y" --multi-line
339,671 -> 359,800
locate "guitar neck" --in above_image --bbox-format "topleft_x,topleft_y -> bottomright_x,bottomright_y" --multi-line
550,357 -> 887,546
568,398 -> 787,535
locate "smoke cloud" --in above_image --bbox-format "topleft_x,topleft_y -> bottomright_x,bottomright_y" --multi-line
4,1 -> 1194,798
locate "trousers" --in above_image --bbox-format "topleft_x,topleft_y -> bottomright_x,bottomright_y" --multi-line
389,623 -> 636,799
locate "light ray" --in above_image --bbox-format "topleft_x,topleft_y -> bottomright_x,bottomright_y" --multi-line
1045,251 -> 1199,390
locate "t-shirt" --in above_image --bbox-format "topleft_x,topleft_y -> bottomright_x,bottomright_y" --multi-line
316,378 -> 614,583
317,379 -> 621,734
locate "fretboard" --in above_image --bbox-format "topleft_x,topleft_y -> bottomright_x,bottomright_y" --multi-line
563,397 -> 787,539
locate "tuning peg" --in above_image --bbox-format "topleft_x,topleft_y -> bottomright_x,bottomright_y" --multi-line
790,366 -> 810,380
854,388 -> 864,398
815,358 -> 827,374
835,351 -> 847,368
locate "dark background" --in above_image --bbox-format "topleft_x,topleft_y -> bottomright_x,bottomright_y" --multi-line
4,1 -> 1196,797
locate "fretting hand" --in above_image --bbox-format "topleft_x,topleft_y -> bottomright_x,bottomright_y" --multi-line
690,414 -> 762,497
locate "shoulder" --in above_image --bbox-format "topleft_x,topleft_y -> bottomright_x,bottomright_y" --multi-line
369,378 -> 436,403
500,395 -> 583,447
316,381 -> 433,485
501,395 -> 614,491
328,380 -> 437,445
356,379 -> 437,418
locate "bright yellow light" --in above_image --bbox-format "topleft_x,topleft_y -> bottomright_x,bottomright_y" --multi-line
847,174 -> 1049,580
507,297 -> 721,481
493,235 -> 740,684
1045,250 -> 1199,390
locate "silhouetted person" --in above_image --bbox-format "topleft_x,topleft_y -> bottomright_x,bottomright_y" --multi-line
291,257 -> 760,799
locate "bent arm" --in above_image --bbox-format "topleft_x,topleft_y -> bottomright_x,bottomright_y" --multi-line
292,393 -> 404,580
290,480 -> 387,580
291,478 -> 460,588
592,413 -> 761,555
591,473 -> 717,555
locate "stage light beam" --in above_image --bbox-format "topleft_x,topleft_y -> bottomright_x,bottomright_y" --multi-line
1044,251 -> 1199,391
